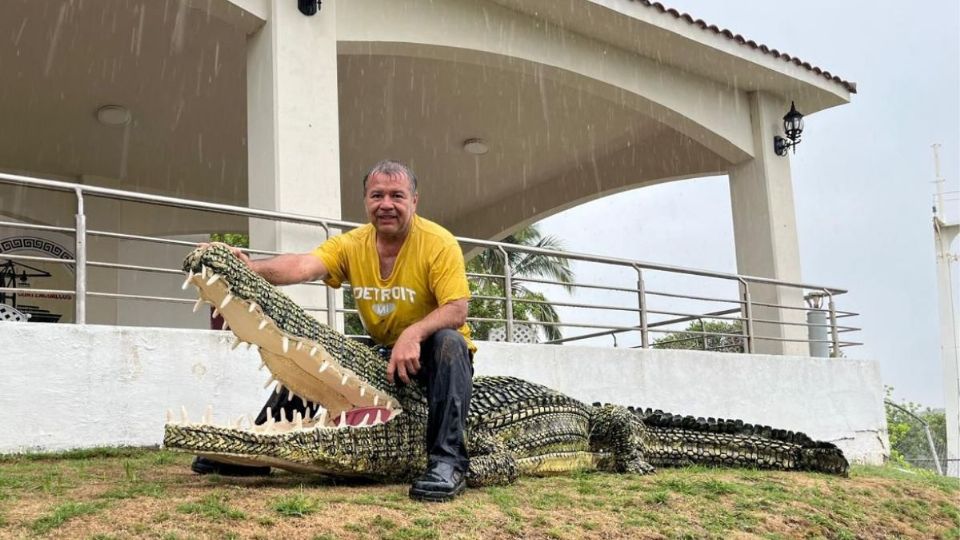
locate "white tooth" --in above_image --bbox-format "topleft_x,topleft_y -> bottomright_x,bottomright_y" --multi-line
233,415 -> 243,429
258,360 -> 266,371
219,294 -> 233,309
318,361 -> 329,373
387,400 -> 393,410
181,272 -> 194,290
203,405 -> 212,424
373,396 -> 379,407
206,274 -> 220,286
341,374 -> 349,386
357,415 -> 369,428
211,308 -> 219,319
282,337 -> 289,353
258,320 -> 268,330
248,303 -> 257,313
309,346 -> 318,357
221,319 -> 229,331
166,409 -> 174,423
374,410 -> 383,424
201,266 -> 209,279
315,411 -> 328,426
338,411 -> 347,428
230,338 -> 242,350
294,412 -> 303,430
263,376 -> 275,389
295,341 -> 303,351
287,387 -> 295,401
275,383 -> 283,395
279,409 -> 288,423
181,406 -> 190,424
360,386 -> 366,397
192,298 -> 204,313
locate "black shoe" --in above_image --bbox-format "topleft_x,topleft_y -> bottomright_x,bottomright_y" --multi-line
409,461 -> 466,502
191,456 -> 271,477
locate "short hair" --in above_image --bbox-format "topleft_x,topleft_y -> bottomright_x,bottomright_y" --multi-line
362,160 -> 418,194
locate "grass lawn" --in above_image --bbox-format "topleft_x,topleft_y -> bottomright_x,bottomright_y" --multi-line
0,448 -> 957,539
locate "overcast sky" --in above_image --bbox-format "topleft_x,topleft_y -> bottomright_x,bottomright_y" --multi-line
536,0 -> 960,408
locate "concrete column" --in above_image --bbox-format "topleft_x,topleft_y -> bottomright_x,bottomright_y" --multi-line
728,92 -> 806,356
246,0 -> 341,315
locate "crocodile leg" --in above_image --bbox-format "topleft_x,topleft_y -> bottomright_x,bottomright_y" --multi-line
589,405 -> 656,474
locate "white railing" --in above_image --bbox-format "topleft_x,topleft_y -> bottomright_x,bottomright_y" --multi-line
0,171 -> 861,355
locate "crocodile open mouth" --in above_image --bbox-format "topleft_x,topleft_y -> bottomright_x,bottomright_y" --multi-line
170,261 -> 404,433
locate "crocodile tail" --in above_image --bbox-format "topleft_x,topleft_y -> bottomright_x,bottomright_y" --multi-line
623,406 -> 848,476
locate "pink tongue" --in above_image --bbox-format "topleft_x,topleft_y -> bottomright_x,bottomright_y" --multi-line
344,407 -> 391,426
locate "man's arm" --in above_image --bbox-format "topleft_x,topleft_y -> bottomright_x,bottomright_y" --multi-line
203,242 -> 329,285
387,298 -> 468,384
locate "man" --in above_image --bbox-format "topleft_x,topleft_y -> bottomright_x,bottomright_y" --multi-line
192,160 -> 475,502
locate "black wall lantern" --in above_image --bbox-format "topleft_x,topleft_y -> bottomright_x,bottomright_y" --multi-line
298,0 -> 321,16
773,101 -> 804,156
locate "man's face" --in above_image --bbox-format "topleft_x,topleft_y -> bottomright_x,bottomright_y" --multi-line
364,172 -> 418,239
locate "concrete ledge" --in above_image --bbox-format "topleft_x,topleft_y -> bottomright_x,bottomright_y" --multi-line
0,324 -> 888,463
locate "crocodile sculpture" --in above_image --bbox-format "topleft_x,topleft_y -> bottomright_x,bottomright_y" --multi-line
163,245 -> 849,485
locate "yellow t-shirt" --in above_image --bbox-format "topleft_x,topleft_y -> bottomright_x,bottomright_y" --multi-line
312,215 -> 475,352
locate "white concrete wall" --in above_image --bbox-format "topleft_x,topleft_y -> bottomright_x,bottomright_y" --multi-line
0,323 -> 887,464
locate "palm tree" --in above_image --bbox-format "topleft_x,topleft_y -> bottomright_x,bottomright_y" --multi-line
467,224 -> 574,342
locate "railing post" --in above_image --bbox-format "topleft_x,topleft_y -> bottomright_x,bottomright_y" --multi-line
498,246 -> 514,342
320,223 -> 337,328
74,188 -> 87,324
826,290 -> 840,358
699,318 -> 707,350
634,266 -> 649,348
739,279 -> 754,353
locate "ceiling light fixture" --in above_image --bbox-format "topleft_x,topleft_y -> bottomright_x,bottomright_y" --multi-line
96,105 -> 131,126
463,138 -> 489,155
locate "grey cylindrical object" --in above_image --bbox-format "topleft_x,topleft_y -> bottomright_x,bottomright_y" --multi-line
807,310 -> 829,357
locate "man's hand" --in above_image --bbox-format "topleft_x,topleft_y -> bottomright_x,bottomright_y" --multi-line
387,331 -> 422,384
198,242 -> 253,269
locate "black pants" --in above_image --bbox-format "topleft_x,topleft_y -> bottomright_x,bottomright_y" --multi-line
256,328 -> 474,473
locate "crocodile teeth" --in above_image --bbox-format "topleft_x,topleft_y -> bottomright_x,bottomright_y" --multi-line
205,274 -> 220,286
294,412 -> 303,430
230,337 -> 243,350
180,406 -> 190,424
248,303 -> 257,313
373,395 -> 380,407
258,360 -> 265,370
219,294 -> 233,309
338,411 -> 347,428
258,320 -> 268,330
315,410 -> 328,426
318,361 -> 329,373
211,308 -> 219,319
233,415 -> 243,429
357,415 -> 369,428
341,374 -> 349,386
181,272 -> 194,290
192,298 -> 204,313
166,409 -> 174,423
279,409 -> 288,423
287,387 -> 295,401
282,337 -> 289,353
309,346 -> 318,357
203,405 -> 213,424
275,384 -> 283,395
359,386 -> 366,397
374,410 -> 383,424
295,341 -> 303,351
263,376 -> 275,389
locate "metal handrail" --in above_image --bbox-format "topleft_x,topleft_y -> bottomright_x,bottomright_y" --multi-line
0,171 -> 861,354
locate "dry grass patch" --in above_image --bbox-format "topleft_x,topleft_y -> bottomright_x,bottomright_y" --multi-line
0,449 -> 956,539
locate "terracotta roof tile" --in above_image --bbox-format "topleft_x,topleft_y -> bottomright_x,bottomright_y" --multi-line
632,1 -> 857,93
